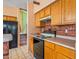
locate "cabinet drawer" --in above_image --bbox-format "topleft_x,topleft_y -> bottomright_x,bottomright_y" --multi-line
55,45 -> 75,59
45,41 -> 55,49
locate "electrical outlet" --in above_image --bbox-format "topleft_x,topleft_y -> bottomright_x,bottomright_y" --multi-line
65,29 -> 68,34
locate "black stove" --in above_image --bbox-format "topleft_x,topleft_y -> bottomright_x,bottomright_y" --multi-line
33,36 -> 44,59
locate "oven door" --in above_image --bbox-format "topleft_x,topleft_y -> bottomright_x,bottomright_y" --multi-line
33,37 -> 44,59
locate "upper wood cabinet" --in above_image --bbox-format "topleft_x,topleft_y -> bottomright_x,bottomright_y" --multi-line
51,0 -> 62,25
62,0 -> 76,24
3,16 -> 17,21
44,5 -> 51,17
51,0 -> 76,25
35,0 -> 76,26
35,12 -> 40,27
39,9 -> 45,19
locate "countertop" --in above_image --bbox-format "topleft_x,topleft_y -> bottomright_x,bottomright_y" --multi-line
3,34 -> 13,42
45,37 -> 75,50
33,33 -> 75,50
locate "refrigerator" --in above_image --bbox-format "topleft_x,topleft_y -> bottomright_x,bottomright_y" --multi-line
3,21 -> 18,49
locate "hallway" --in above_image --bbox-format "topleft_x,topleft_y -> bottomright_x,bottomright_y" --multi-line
9,46 -> 32,59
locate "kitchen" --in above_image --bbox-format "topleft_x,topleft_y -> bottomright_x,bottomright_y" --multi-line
3,0 -> 76,59
28,0 -> 76,59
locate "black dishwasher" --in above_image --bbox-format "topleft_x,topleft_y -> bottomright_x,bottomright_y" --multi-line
33,37 -> 44,59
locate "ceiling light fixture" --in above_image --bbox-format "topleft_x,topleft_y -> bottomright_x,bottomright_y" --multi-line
33,1 -> 40,5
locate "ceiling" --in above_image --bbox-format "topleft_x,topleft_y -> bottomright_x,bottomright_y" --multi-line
3,0 -> 28,10
33,0 -> 56,13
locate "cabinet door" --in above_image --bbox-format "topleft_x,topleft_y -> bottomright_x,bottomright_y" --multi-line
71,0 -> 76,24
56,53 -> 70,59
62,0 -> 76,24
44,46 -> 55,59
51,0 -> 62,25
55,44 -> 75,59
44,5 -> 51,17
39,9 -> 45,18
44,47 -> 51,59
35,13 -> 40,27
50,49 -> 55,59
29,37 -> 33,54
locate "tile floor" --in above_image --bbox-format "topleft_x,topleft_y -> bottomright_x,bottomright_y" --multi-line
9,45 -> 33,59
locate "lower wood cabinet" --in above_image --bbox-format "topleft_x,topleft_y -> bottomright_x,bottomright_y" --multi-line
29,36 -> 34,54
44,46 -> 50,59
44,41 -> 75,59
55,45 -> 75,59
44,41 -> 55,59
44,46 -> 55,59
56,52 -> 70,59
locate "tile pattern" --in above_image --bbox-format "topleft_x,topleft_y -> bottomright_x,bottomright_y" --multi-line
20,34 -> 27,46
3,42 -> 9,59
52,24 -> 76,37
9,45 -> 33,59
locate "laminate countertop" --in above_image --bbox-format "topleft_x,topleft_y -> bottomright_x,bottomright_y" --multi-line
45,37 -> 75,50
3,34 -> 13,42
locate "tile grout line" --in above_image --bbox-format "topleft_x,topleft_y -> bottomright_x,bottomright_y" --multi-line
15,48 -> 20,59
20,47 -> 27,59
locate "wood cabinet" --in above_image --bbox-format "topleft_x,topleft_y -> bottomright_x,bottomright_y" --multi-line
3,16 -> 17,21
35,13 -> 40,27
44,5 -> 51,17
51,0 -> 76,25
44,41 -> 55,59
51,0 -> 62,25
55,44 -> 75,59
62,0 -> 76,24
44,40 -> 75,59
29,36 -> 34,54
56,53 -> 70,59
35,0 -> 76,26
44,46 -> 51,59
39,9 -> 45,18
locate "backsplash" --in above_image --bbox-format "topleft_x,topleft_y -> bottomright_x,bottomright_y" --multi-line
52,24 -> 76,37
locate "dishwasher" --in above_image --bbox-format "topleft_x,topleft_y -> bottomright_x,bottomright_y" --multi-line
33,37 -> 44,59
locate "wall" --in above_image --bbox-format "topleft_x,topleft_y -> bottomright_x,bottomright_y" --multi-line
28,0 -> 41,56
21,10 -> 27,33
28,2 -> 35,37
3,6 -> 18,17
52,24 -> 76,37
34,0 -> 56,13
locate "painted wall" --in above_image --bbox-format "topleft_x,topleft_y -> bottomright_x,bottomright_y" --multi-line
34,0 -> 56,13
3,6 -> 18,17
28,2 -> 35,37
21,10 -> 27,33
